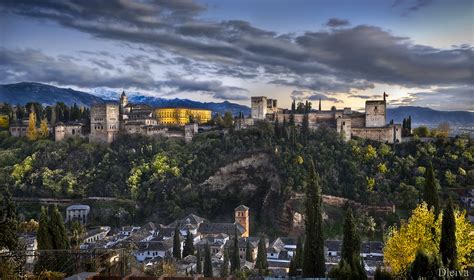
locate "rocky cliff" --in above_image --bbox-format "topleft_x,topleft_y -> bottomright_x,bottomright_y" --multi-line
197,152 -> 290,234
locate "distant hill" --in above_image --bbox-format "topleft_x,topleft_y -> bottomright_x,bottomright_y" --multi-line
387,106 -> 474,126
0,82 -> 251,116
127,95 -> 251,116
0,82 -> 104,107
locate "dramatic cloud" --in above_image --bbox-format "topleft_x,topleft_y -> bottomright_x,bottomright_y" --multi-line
0,48 -> 247,100
0,0 -> 472,108
404,86 -> 474,111
326,18 -> 350,27
290,90 -> 342,103
0,48 -> 158,89
159,74 -> 249,100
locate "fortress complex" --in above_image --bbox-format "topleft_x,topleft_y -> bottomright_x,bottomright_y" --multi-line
90,91 -> 201,143
251,93 -> 402,143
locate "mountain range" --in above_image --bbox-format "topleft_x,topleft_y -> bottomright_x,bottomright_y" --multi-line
1,82 -> 473,125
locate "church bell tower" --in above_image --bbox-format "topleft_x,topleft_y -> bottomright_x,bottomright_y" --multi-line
235,205 -> 249,237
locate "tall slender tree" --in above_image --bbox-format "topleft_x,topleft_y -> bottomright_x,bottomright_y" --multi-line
245,240 -> 253,262
255,236 -> 268,275
203,242 -> 213,277
289,258 -> 297,277
173,227 -> 182,259
440,198 -> 457,270
302,159 -> 325,277
294,236 -> 304,273
196,248 -> 202,275
423,162 -> 440,216
183,230 -> 195,258
220,247 -> 230,277
329,209 -> 366,280
230,228 -> 240,273
0,194 -> 18,251
49,205 -> 69,250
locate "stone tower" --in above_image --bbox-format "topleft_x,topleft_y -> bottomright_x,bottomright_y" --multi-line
119,91 -> 128,114
54,123 -> 65,142
90,103 -> 119,143
251,96 -> 268,119
365,97 -> 387,128
235,205 -> 249,238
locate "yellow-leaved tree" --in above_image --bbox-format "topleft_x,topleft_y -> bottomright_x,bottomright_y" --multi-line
384,202 -> 474,275
26,111 -> 37,140
38,118 -> 49,139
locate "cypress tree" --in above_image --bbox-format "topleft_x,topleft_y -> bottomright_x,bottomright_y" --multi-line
245,240 -> 253,262
196,248 -> 202,274
35,207 -> 51,273
173,227 -> 182,259
302,159 -> 325,277
230,228 -> 240,273
203,242 -> 213,277
294,236 -> 303,271
423,162 -> 440,216
301,113 -> 309,144
440,198 -> 457,270
255,236 -> 268,275
274,118 -> 281,139
288,258 -> 297,277
341,209 -> 359,265
220,247 -> 229,277
289,100 -> 295,126
341,208 -> 367,279
49,205 -> 69,250
183,230 -> 195,258
0,194 -> 18,251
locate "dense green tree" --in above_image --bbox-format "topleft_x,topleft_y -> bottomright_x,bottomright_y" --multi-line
409,250 -> 441,279
173,227 -> 182,259
339,209 -> 366,280
35,206 -> 70,273
220,247 -> 229,277
69,220 -> 85,250
245,240 -> 253,262
183,230 -> 195,258
196,248 -> 202,274
223,112 -> 234,128
302,159 -> 325,277
440,198 -> 457,270
49,206 -> 69,250
294,236 -> 304,272
255,236 -> 268,275
423,162 -> 440,216
203,242 -> 213,277
0,194 -> 18,251
230,228 -> 240,273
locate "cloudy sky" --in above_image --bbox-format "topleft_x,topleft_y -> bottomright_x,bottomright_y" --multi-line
1,0 -> 473,111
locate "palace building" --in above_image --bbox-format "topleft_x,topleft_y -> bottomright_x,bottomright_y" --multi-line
154,107 -> 212,126
89,91 -> 201,143
251,93 -> 402,143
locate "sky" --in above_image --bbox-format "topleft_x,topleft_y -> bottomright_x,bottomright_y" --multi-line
0,0 -> 473,111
